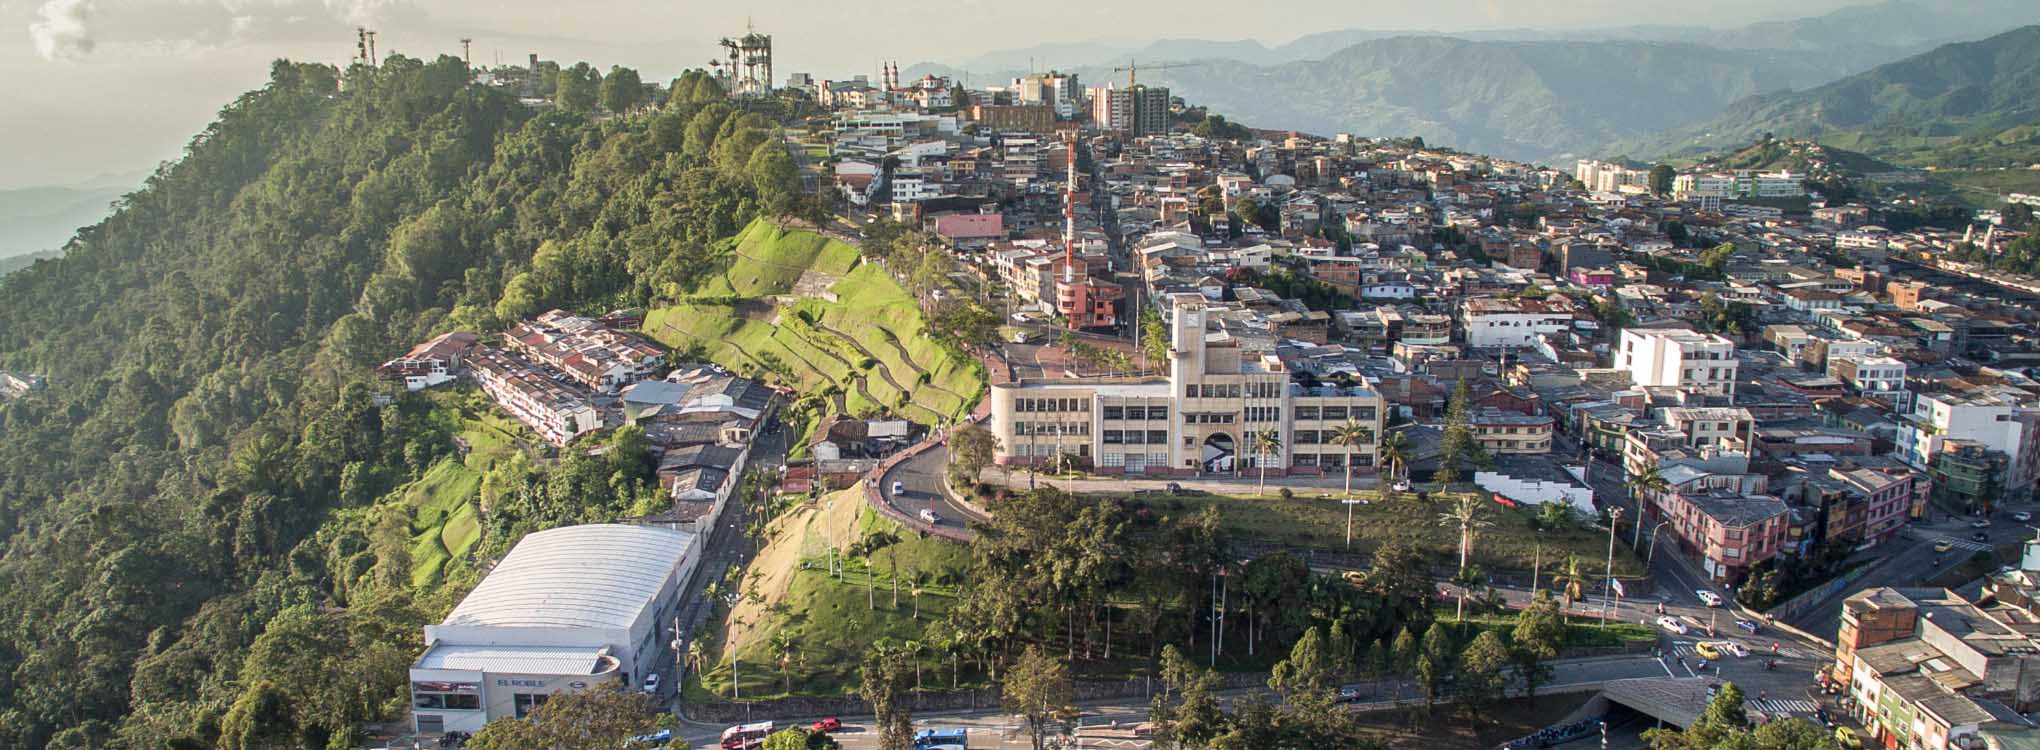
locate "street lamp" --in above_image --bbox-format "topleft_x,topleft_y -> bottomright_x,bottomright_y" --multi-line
1603,507 -> 1622,625
1645,521 -> 1672,567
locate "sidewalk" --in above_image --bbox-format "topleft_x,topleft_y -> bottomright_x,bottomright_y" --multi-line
977,467 -> 1380,495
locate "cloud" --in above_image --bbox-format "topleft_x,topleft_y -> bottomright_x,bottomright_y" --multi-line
30,0 -> 95,61
321,0 -> 401,27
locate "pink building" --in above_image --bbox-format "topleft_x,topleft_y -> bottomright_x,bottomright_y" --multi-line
1568,267 -> 1615,289
1652,480 -> 1789,583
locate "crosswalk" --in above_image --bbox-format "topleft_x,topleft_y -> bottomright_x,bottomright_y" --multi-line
1669,640 -> 1818,661
1749,698 -> 1819,716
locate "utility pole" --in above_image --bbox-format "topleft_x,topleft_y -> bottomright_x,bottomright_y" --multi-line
460,38 -> 472,70
1603,508 -> 1622,625
366,30 -> 378,66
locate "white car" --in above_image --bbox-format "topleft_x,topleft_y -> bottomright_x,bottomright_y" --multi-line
919,508 -> 941,525
1391,479 -> 1412,492
641,673 -> 661,694
1696,590 -> 1724,607
1657,615 -> 1690,635
891,481 -> 906,497
2016,512 -> 2032,523
1722,641 -> 1750,658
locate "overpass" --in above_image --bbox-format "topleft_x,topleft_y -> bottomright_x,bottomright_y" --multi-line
1558,676 -> 1816,731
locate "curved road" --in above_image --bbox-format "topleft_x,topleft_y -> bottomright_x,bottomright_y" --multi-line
878,443 -> 986,537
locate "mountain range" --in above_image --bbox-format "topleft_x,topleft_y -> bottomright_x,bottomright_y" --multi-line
1609,24 -> 2040,167
918,0 -> 2040,164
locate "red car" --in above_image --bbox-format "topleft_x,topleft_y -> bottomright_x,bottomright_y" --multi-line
811,717 -> 842,733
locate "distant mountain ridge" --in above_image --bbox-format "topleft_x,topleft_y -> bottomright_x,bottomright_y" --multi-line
1612,24 -> 2040,165
0,184 -> 125,260
923,0 -> 2038,163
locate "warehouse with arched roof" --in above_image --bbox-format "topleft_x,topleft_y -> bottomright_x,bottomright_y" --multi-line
408,523 -> 702,734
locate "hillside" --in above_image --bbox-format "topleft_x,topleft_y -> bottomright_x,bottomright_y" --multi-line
1616,25 -> 2040,164
642,219 -> 985,427
0,58 -> 803,749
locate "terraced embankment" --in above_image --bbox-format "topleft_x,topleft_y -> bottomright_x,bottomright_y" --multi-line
642,219 -> 984,425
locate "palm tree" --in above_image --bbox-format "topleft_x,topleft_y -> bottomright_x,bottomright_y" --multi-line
1625,464 -> 1671,548
904,639 -> 926,691
686,640 -> 707,675
1437,496 -> 1492,573
1250,428 -> 1283,496
1554,554 -> 1587,622
908,568 -> 929,620
769,630 -> 797,695
1380,430 -> 1412,483
1327,419 -> 1373,500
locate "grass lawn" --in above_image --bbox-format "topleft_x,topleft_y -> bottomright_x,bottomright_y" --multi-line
1123,491 -> 1646,577
399,388 -> 534,588
689,495 -> 973,701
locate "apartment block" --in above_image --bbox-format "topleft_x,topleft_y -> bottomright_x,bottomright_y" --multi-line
1616,328 -> 1739,397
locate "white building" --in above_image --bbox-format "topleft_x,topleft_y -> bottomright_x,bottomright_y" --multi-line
1616,328 -> 1739,397
1896,386 -> 2040,498
409,524 -> 702,734
1831,355 -> 1909,410
988,296 -> 1385,475
1461,298 -> 1575,350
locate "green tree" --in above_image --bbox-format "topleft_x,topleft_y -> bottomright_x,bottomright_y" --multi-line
1379,429 -> 1411,484
556,61 -> 602,113
860,643 -> 916,750
747,140 -> 801,216
1151,645 -> 1225,750
1327,419 -> 1373,531
1416,623 -> 1455,708
1457,630 -> 1510,708
464,686 -> 671,750
947,423 -> 999,489
1268,627 -> 1338,701
1649,164 -> 1676,196
1511,590 -> 1565,696
600,65 -> 646,112
1140,304 -> 1170,366
1004,646 -> 1076,750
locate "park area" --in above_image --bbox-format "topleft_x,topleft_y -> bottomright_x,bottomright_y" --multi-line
1117,489 -> 1647,578
643,219 -> 983,426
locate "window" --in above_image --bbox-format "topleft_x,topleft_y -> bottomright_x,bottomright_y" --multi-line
1726,529 -> 1744,541
1102,430 -> 1124,444
1100,452 -> 1125,467
1149,430 -> 1168,444
1295,406 -> 1321,420
1355,406 -> 1378,421
1145,406 -> 1169,421
1293,453 -> 1320,467
514,693 -> 551,719
1294,430 -> 1318,444
1103,406 -> 1125,420
1124,430 -> 1146,445
1322,406 -> 1349,420
413,682 -> 482,712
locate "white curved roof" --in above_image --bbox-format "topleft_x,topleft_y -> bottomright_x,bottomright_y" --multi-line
442,524 -> 697,631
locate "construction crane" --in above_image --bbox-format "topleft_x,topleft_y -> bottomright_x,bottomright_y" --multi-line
1112,59 -> 1198,87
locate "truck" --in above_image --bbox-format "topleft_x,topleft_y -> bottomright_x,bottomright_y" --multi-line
720,722 -> 774,750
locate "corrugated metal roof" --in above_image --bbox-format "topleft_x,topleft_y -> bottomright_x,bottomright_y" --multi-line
417,643 -> 608,674
442,524 -> 697,631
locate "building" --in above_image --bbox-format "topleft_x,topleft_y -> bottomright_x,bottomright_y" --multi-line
1830,355 -> 1909,409
1616,328 -> 1738,397
470,347 -> 603,446
1656,481 -> 1789,582
1461,298 -> 1575,350
988,298 -> 1384,475
409,524 -> 702,734
378,331 -> 480,391
969,104 -> 1055,134
1896,385 -> 2040,505
505,310 -> 667,394
1091,84 -> 1170,137
1470,408 -> 1554,454
1833,585 -> 2040,750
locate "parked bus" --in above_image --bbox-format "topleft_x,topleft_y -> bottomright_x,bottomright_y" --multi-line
720,721 -> 774,750
913,728 -> 968,750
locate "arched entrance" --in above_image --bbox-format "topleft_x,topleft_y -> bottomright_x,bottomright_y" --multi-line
1202,433 -> 1236,474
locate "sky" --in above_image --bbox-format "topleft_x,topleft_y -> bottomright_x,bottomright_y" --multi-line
0,0 -> 1879,189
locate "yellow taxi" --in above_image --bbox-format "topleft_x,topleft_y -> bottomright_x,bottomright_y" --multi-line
1836,726 -> 1862,749
1695,641 -> 1722,661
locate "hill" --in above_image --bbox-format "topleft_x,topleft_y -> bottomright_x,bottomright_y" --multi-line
1615,25 -> 2040,164
0,58 -> 804,749
642,219 -> 985,427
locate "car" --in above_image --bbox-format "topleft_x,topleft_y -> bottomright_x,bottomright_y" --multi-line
1391,479 -> 1412,492
1974,531 -> 1991,542
1735,619 -> 1761,634
1336,686 -> 1363,703
1836,727 -> 1862,749
1696,590 -> 1724,607
891,481 -> 906,497
1973,519 -> 1993,529
811,718 -> 842,733
1694,642 -> 1722,661
919,508 -> 941,525
633,729 -> 675,744
1721,641 -> 1749,658
1935,540 -> 1955,553
1656,616 -> 1690,635
641,673 -> 660,694
2017,512 -> 2034,523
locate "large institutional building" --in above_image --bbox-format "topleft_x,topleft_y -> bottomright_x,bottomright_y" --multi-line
989,299 -> 1385,475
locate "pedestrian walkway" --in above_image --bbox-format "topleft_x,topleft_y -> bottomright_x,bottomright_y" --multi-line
1749,698 -> 1819,716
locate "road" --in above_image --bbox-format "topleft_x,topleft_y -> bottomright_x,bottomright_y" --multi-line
672,654 -> 1708,750
1785,505 -> 2036,640
879,443 -> 987,534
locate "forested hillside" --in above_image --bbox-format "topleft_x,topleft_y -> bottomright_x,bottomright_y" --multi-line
0,55 -> 802,749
